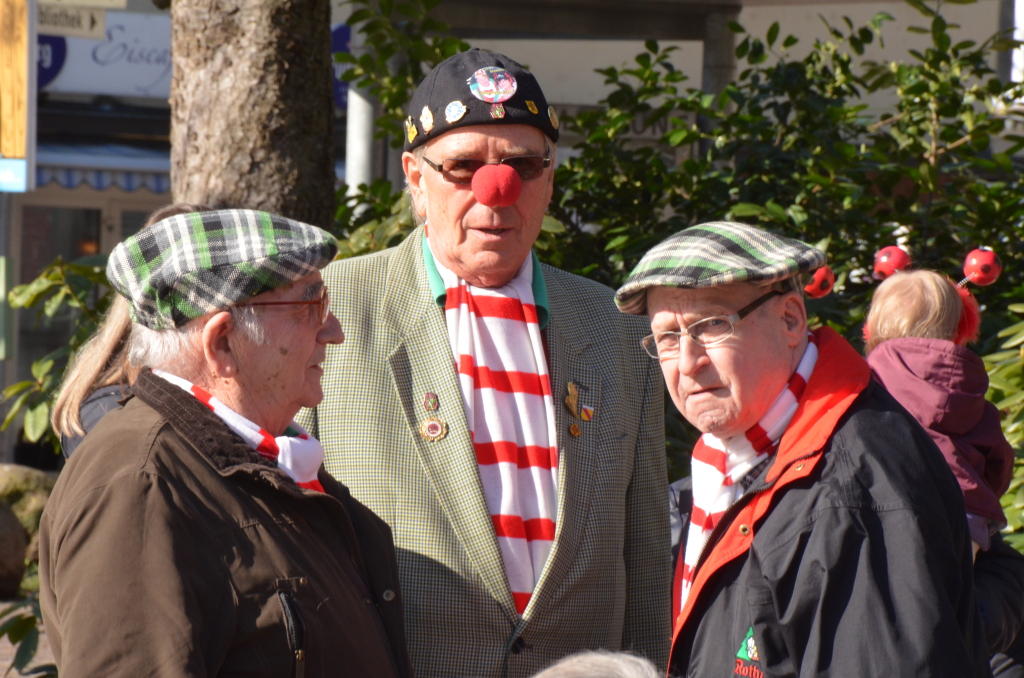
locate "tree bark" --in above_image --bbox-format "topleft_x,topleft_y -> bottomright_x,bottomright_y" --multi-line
170,0 -> 335,227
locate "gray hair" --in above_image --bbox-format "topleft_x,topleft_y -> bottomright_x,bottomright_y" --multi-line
128,305 -> 268,373
530,651 -> 659,678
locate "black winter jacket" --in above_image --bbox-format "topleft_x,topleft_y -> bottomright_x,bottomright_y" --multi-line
669,329 -> 990,678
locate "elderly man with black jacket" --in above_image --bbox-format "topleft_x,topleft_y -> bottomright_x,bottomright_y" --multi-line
38,209 -> 413,678
616,221 -> 990,678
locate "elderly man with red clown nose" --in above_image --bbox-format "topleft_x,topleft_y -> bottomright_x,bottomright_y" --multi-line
299,49 -> 669,677
614,221 -> 991,678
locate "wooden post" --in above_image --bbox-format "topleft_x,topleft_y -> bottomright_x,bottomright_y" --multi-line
0,0 -> 36,190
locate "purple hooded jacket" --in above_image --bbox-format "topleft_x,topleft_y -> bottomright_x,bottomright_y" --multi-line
868,337 -> 1013,546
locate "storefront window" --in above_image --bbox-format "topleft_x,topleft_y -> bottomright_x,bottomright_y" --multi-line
18,206 -> 102,382
121,210 -> 149,240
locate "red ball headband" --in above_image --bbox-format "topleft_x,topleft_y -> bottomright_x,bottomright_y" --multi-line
868,245 -> 1002,346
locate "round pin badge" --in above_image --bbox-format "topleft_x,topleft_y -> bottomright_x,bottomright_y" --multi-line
467,66 -> 517,104
445,100 -> 467,124
420,417 -> 448,442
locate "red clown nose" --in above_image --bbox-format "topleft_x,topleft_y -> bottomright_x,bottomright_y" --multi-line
471,164 -> 523,208
873,246 -> 911,280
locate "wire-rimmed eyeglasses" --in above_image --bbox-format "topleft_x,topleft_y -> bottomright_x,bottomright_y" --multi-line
238,286 -> 330,325
421,146 -> 552,184
641,290 -> 785,360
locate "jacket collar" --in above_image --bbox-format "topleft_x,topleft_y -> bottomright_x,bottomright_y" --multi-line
133,369 -> 282,478
420,234 -> 550,329
769,327 -> 872,477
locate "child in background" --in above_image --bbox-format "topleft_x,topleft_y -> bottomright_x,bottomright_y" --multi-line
865,268 -> 1024,674
864,269 -> 1013,556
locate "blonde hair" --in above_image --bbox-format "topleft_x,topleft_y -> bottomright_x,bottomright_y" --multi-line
864,269 -> 962,353
52,203 -> 211,437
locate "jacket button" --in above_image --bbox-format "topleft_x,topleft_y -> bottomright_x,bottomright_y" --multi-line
738,524 -> 751,536
511,637 -> 527,654
382,589 -> 396,602
299,577 -> 308,586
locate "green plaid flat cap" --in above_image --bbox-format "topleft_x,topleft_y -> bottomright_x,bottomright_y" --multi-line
107,209 -> 338,330
614,221 -> 825,315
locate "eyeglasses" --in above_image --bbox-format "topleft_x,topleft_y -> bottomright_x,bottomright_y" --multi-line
421,146 -> 552,184
641,290 -> 785,360
238,286 -> 331,325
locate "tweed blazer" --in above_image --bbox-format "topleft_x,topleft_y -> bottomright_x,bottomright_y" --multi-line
298,229 -> 670,677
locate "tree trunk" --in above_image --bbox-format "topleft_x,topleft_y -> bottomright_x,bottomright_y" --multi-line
170,0 -> 335,227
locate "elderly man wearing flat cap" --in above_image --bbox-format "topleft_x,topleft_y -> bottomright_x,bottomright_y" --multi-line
38,210 -> 413,678
298,50 -> 669,676
615,221 -> 990,677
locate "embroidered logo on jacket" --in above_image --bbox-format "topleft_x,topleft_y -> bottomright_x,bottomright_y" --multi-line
734,627 -> 763,677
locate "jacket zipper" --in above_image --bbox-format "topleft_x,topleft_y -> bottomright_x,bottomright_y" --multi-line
692,451 -> 819,579
279,591 -> 307,678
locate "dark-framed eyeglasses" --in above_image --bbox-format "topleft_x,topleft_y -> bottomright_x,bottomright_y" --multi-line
641,290 -> 785,360
421,146 -> 552,184
238,286 -> 331,325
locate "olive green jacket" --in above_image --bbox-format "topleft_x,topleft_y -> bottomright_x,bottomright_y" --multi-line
298,229 -> 669,677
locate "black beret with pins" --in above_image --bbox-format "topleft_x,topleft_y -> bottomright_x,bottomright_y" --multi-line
404,48 -> 560,152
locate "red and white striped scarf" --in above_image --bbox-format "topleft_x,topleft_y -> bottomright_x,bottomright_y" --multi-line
153,369 -> 326,493
678,335 -> 818,611
431,243 -> 559,616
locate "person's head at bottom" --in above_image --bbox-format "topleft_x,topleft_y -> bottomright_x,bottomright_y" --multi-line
108,208 -> 343,433
614,221 -> 824,437
530,651 -> 659,678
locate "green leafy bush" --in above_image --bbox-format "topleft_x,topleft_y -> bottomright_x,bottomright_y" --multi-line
2,257 -> 111,450
984,305 -> 1024,552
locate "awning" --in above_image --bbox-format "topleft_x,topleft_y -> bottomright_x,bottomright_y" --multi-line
35,143 -> 170,193
35,143 -> 347,192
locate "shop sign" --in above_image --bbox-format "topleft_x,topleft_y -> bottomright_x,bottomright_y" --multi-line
38,3 -> 105,40
40,11 -> 171,99
0,160 -> 28,193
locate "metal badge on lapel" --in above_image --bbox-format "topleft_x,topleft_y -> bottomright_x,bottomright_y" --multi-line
564,382 -> 580,419
420,417 -> 448,442
423,392 -> 439,411
565,382 -> 593,436
565,382 -> 593,435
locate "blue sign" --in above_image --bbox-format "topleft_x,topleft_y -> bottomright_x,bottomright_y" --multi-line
37,35 -> 68,89
0,160 -> 28,193
331,24 -> 351,110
